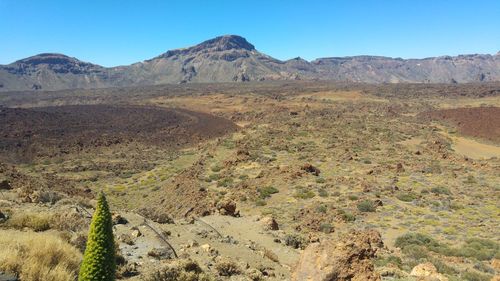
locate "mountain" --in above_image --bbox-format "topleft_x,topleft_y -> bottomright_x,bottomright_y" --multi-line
311,54 -> 500,83
0,53 -> 111,91
1,35 -> 499,91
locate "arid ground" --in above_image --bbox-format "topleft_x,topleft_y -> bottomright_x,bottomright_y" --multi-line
0,81 -> 499,281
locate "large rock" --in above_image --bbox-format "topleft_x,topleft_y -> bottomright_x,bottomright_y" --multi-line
301,163 -> 321,176
0,180 -> 12,190
410,262 -> 448,281
292,229 -> 383,281
261,216 -> 279,230
216,199 -> 239,217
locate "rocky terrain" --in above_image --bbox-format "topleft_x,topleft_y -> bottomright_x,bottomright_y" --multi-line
1,35 -> 499,91
0,81 -> 499,281
0,105 -> 237,162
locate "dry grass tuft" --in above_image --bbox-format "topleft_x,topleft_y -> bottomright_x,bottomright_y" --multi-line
0,230 -> 82,281
5,211 -> 53,232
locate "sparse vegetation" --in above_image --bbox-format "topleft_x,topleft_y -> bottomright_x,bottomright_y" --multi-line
258,186 -> 279,199
430,186 -> 451,195
146,259 -> 214,281
215,258 -> 241,276
293,187 -> 315,199
0,82 -> 499,281
396,192 -> 418,202
396,233 -> 500,261
357,200 -> 376,212
284,234 -> 307,249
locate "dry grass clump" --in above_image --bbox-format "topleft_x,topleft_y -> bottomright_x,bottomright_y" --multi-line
4,208 -> 88,233
6,211 -> 53,232
0,230 -> 82,281
146,259 -> 215,281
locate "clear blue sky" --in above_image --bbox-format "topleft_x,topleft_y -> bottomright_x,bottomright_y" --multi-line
1,0 -> 499,67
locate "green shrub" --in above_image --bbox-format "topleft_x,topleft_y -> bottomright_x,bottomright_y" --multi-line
318,188 -> 328,197
217,178 -> 233,187
463,175 -> 476,184
315,177 -> 326,183
357,200 -> 376,212
395,233 -> 442,251
78,193 -> 116,281
461,271 -> 492,281
211,165 -> 222,172
338,211 -> 356,222
348,195 -> 359,201
396,192 -> 417,202
374,255 -> 402,268
208,173 -> 219,181
293,187 -> 315,199
429,257 -> 458,275
284,234 -> 307,249
258,186 -> 279,199
222,139 -> 235,149
396,233 -> 500,261
255,199 -> 267,206
402,244 -> 429,260
316,205 -> 327,213
319,223 -> 334,233
430,186 -> 451,195
452,238 -> 499,261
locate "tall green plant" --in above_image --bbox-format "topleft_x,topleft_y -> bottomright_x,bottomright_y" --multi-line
78,192 -> 116,281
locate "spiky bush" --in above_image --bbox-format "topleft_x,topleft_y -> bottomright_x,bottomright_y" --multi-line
78,192 -> 116,281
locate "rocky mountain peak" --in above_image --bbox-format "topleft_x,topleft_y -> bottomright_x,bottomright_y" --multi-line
153,35 -> 255,60
6,53 -> 102,76
197,35 -> 255,51
14,53 -> 88,66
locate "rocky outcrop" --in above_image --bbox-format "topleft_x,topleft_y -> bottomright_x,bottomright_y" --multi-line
410,262 -> 448,281
292,229 -> 383,281
260,216 -> 279,231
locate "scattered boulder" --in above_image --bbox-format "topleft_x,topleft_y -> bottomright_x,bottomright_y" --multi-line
377,264 -> 409,279
236,149 -> 250,161
292,229 -> 383,281
491,259 -> 500,271
112,213 -> 128,225
216,199 -> 239,217
0,272 -> 18,281
187,239 -> 199,248
201,244 -> 212,252
301,164 -> 321,176
201,243 -> 218,256
0,180 -> 12,190
131,228 -> 142,238
148,247 -> 174,260
118,262 -> 139,278
138,207 -> 174,224
118,233 -> 135,245
410,262 -> 448,281
396,163 -> 405,173
261,216 -> 279,231
0,211 -> 8,223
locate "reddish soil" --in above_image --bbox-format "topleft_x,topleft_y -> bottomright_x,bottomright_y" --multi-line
420,107 -> 500,143
0,105 -> 238,162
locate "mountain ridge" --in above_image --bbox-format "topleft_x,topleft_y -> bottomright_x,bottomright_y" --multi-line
1,35 -> 499,91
